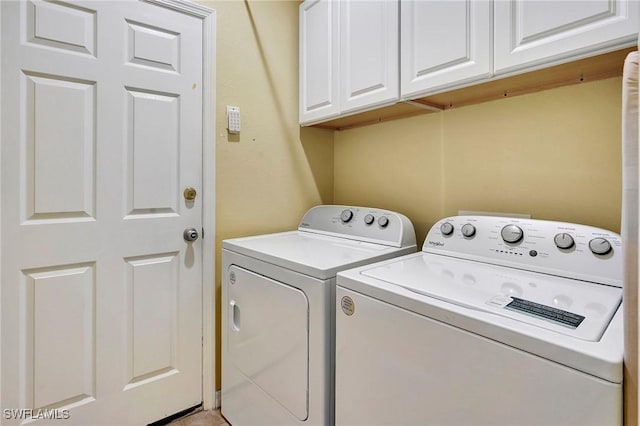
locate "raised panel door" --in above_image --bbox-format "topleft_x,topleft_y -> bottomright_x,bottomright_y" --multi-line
1,1 -> 205,424
400,0 -> 492,99
299,0 -> 340,124
340,0 -> 399,113
495,0 -> 639,74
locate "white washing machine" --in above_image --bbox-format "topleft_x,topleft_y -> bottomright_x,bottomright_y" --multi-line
336,215 -> 623,426
221,205 -> 416,426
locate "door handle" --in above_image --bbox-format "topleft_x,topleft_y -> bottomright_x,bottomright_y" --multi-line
230,300 -> 240,332
183,227 -> 199,242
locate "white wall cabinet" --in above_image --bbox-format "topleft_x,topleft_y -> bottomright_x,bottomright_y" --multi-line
300,0 -> 637,127
299,0 -> 398,125
401,0 -> 492,99
340,0 -> 398,114
299,0 -> 341,124
495,0 -> 638,75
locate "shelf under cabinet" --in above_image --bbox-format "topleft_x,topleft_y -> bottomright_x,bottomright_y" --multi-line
309,47 -> 635,132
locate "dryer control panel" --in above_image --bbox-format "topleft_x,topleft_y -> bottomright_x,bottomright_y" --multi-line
424,216 -> 622,287
298,205 -> 416,248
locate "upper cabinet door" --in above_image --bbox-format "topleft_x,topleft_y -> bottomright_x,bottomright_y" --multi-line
299,0 -> 341,124
495,0 -> 639,75
400,0 -> 492,99
340,0 -> 399,114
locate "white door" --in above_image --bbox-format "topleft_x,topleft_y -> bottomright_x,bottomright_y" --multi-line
400,0 -> 491,98
1,1 -> 205,424
340,0 -> 398,114
494,0 -> 639,75
299,0 -> 341,125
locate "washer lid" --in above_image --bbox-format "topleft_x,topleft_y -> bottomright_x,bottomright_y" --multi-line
360,253 -> 621,342
223,231 -> 413,280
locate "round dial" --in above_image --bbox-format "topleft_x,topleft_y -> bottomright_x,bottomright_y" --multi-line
589,237 -> 612,255
364,214 -> 375,225
340,209 -> 354,223
554,233 -> 575,250
461,223 -> 476,238
440,222 -> 454,236
378,216 -> 390,228
501,224 -> 524,244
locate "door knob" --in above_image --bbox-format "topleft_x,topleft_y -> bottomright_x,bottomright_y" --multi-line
183,227 -> 199,242
183,187 -> 197,201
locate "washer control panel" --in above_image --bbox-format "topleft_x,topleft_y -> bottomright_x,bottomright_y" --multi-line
298,205 -> 416,248
424,216 -> 622,287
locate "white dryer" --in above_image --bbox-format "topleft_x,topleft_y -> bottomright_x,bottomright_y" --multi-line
221,205 -> 416,426
336,215 -> 623,426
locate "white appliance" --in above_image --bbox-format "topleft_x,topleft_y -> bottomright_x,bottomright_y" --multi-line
621,51 -> 638,413
221,205 -> 416,426
336,215 -> 623,426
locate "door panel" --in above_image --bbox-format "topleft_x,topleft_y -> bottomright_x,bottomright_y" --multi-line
126,20 -> 180,72
26,263 -> 96,410
494,0 -> 638,74
299,0 -> 340,124
26,73 -> 96,220
228,265 -> 310,421
340,0 -> 398,113
125,89 -> 180,215
26,0 -> 97,55
2,1 -> 204,424
400,0 -> 491,98
519,1 -> 611,41
125,253 -> 179,386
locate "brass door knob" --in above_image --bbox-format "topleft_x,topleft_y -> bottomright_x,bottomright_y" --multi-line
183,187 -> 197,201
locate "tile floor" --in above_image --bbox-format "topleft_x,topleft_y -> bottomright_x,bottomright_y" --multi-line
169,410 -> 230,426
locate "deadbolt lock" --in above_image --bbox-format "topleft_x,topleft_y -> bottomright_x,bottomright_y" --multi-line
183,187 -> 197,201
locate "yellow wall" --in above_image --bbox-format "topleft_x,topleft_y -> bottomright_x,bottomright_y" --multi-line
334,113 -> 445,245
335,77 -> 623,245
196,0 -> 334,387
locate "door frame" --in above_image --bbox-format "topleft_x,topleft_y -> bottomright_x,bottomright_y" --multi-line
0,0 -> 218,412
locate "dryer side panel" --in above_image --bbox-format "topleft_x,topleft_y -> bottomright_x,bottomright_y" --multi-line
226,265 -> 309,421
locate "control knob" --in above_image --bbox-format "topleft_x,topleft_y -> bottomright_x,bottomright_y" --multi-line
341,209 -> 354,223
364,214 -> 375,225
440,222 -> 454,236
589,237 -> 612,255
378,216 -> 390,228
461,223 -> 476,238
501,224 -> 524,244
554,233 -> 575,250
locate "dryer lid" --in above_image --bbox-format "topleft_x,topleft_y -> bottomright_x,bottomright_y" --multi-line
223,231 -> 414,280
360,253 -> 622,342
